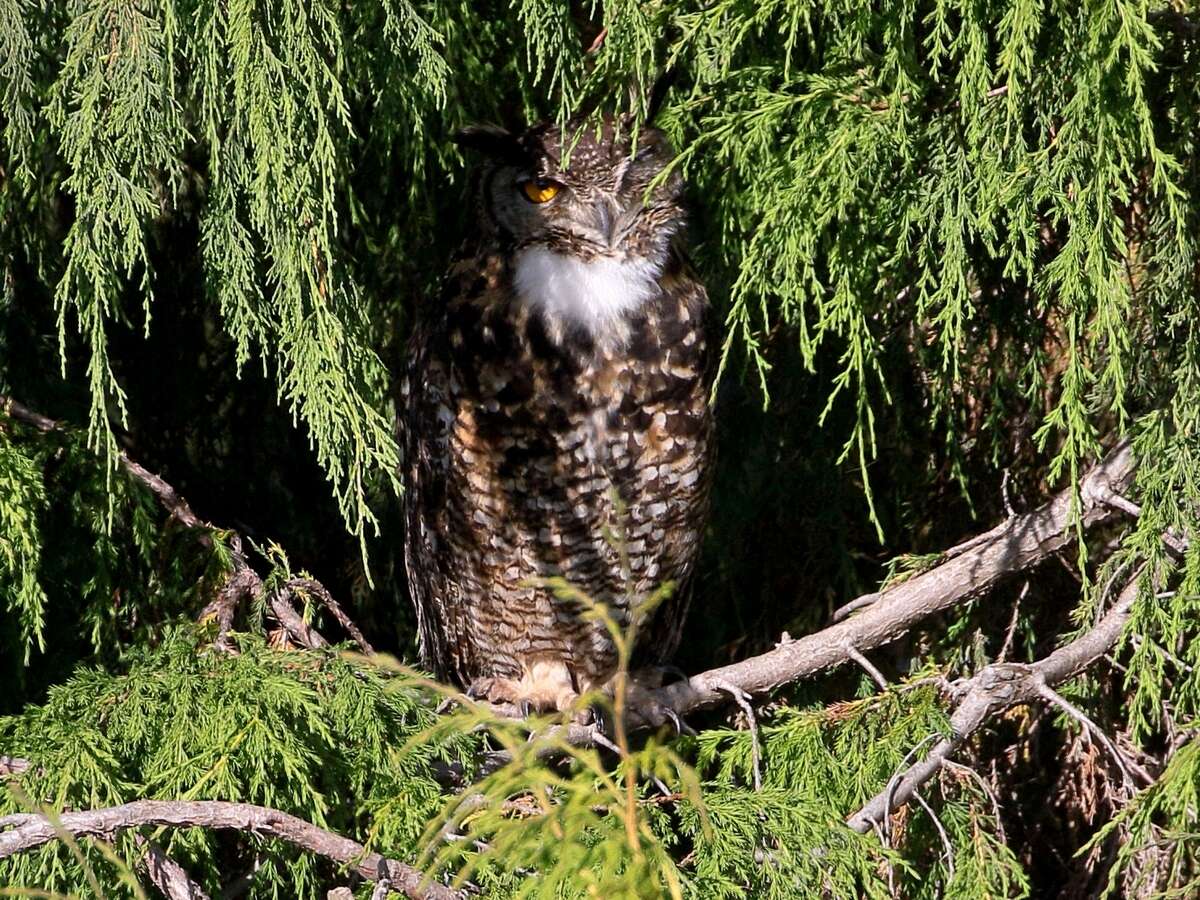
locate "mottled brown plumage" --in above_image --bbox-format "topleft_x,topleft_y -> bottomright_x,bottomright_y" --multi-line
401,118 -> 713,713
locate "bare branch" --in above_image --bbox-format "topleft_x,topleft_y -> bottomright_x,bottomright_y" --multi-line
137,835 -> 212,900
0,799 -> 459,900
651,440 -> 1135,720
846,568 -> 1145,834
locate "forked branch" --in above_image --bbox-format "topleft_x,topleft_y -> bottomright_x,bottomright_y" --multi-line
846,568 -> 1146,833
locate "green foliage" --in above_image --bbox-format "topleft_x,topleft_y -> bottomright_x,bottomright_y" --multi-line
4,0 -> 1200,896
0,428 -> 48,663
369,676 -> 1019,899
0,629 -> 474,897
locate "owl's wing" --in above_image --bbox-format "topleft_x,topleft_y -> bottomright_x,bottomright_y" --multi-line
400,272 -> 461,681
633,249 -> 716,668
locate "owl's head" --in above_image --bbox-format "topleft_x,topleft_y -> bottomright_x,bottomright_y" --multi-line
455,117 -> 685,267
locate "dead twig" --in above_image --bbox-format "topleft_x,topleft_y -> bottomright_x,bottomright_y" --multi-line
712,680 -> 762,791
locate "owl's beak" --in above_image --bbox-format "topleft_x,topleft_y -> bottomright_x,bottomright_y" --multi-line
593,196 -> 623,249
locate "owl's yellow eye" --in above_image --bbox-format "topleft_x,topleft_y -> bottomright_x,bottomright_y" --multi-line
521,178 -> 561,204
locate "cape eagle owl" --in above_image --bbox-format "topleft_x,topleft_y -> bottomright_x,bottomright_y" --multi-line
401,117 -> 713,715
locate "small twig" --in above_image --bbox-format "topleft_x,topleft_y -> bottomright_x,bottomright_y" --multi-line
996,581 -> 1029,663
845,646 -> 889,690
713,680 -> 762,791
880,733 -> 941,828
1104,494 -> 1188,556
585,26 -> 607,53
1131,633 -> 1194,674
832,592 -> 880,622
1104,493 -> 1143,517
1000,469 -> 1017,518
913,792 -> 955,878
1036,683 -> 1153,788
289,578 -> 375,654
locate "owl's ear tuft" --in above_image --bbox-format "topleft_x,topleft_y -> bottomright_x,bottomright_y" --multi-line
646,69 -> 677,125
453,125 -> 530,164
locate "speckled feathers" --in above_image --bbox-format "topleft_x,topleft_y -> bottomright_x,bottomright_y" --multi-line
401,118 -> 713,711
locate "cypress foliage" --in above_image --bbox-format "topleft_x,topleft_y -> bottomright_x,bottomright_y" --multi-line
2,1 -> 1200,896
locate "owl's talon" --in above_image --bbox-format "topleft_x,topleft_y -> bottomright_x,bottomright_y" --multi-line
585,701 -> 609,736
518,698 -> 535,719
658,665 -> 689,685
464,679 -> 490,701
662,706 -> 695,737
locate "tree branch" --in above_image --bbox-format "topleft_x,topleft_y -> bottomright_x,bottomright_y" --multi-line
137,834 -> 212,900
648,440 -> 1135,721
0,757 -> 30,778
846,568 -> 1145,833
0,395 -> 372,655
0,799 -> 459,900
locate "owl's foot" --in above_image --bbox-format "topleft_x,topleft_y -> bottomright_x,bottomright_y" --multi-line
466,660 -> 580,718
590,676 -> 694,738
626,680 -> 695,736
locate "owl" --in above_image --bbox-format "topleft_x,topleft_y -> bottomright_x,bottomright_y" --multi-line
401,116 -> 713,717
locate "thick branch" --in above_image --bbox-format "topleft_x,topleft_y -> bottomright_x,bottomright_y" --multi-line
0,799 -> 458,900
650,441 -> 1135,719
0,757 -> 30,778
846,570 -> 1144,833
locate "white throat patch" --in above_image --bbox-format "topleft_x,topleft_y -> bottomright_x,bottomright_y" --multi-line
513,247 -> 660,345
